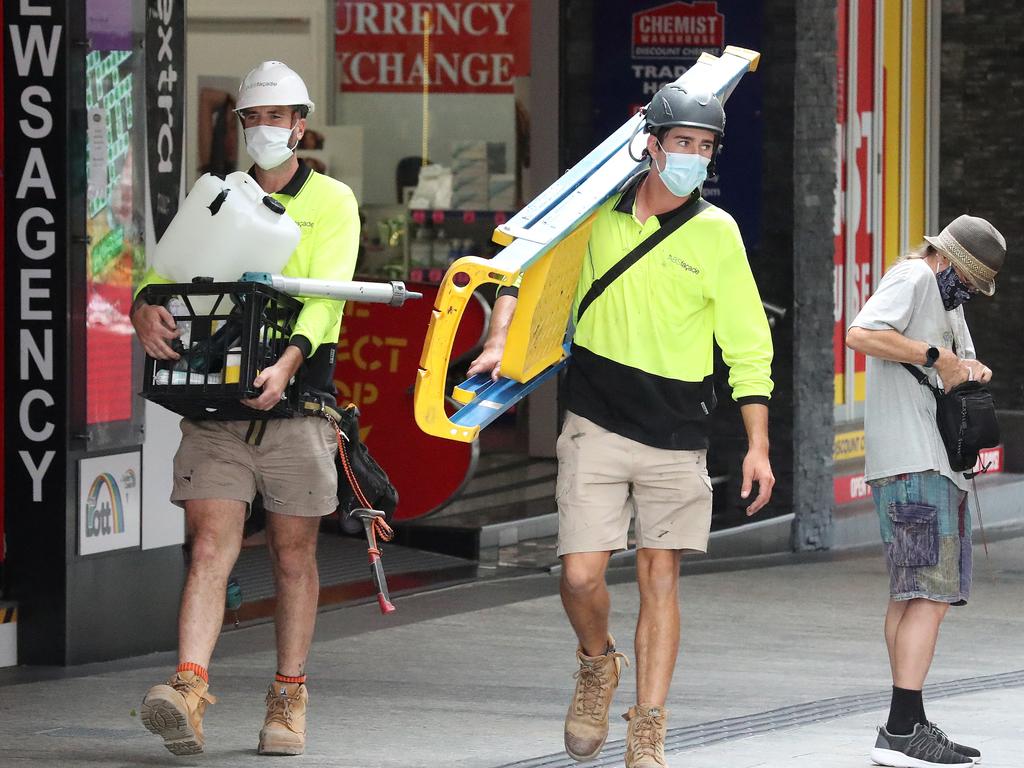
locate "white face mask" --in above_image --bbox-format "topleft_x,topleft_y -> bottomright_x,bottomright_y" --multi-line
243,124 -> 298,170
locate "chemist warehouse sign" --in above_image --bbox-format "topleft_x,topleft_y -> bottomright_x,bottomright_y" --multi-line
336,1 -> 531,93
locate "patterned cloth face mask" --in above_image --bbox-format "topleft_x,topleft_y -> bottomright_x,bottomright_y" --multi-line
936,265 -> 973,310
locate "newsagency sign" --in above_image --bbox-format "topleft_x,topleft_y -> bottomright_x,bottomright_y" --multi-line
3,0 -> 69,548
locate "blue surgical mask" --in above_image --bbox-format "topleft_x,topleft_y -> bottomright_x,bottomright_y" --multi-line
936,265 -> 973,310
653,142 -> 710,198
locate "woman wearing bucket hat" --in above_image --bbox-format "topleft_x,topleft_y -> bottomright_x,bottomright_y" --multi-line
924,214 -> 1006,297
846,213 -> 1006,768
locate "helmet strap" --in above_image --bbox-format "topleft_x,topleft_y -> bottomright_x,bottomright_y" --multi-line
707,137 -> 723,177
627,121 -> 648,162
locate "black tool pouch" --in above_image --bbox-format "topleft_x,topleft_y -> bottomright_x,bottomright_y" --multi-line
331,403 -> 399,523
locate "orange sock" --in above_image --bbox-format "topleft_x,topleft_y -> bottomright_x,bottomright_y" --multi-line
177,662 -> 209,683
275,672 -> 306,685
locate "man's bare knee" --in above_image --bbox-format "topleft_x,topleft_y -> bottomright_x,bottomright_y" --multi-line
561,560 -> 606,596
269,542 -> 317,581
637,550 -> 681,600
182,500 -> 244,577
187,533 -> 237,578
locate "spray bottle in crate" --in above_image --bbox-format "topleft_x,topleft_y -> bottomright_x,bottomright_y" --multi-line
139,274 -> 422,421
140,279 -> 304,420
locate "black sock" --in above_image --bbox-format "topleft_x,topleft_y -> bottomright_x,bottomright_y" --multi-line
886,686 -> 923,735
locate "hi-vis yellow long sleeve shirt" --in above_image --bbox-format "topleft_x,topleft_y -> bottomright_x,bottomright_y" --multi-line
565,173 -> 774,450
137,162 -> 360,393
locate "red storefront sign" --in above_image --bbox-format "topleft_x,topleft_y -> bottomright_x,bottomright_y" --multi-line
833,446 -> 1005,506
0,7 -> 5,562
832,0 -> 848,400
834,0 -> 878,406
631,1 -> 724,59
335,1 -> 531,93
333,282 -> 487,521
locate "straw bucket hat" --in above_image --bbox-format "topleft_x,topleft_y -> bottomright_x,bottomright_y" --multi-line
924,214 -> 1006,296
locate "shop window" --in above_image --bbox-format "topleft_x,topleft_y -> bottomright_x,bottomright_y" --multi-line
333,0 -> 533,282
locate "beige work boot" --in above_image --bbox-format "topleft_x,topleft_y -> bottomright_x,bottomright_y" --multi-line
563,636 -> 630,761
623,704 -> 669,768
258,681 -> 308,755
140,670 -> 218,756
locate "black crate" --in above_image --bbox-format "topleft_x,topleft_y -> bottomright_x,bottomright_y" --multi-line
140,281 -> 304,420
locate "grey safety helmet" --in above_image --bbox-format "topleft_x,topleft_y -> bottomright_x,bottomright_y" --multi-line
644,84 -> 726,174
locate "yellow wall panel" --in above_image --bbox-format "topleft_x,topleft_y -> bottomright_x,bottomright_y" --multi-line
906,0 -> 928,248
883,0 -> 902,268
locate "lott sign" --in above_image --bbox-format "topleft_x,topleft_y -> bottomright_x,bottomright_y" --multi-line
335,1 -> 531,93
78,452 -> 141,556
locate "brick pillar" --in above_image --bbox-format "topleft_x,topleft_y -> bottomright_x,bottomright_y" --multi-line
790,0 -> 837,550
940,1 -> 1024,412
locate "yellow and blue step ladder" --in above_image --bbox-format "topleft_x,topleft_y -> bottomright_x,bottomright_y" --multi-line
414,46 -> 761,443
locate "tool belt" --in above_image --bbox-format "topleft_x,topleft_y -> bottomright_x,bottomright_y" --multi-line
300,392 -> 399,523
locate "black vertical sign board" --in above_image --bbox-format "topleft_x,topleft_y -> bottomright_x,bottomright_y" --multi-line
4,0 -> 70,662
146,0 -> 184,242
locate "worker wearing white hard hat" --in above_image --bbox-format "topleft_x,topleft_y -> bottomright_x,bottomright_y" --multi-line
137,61 -> 360,759
234,60 -> 315,172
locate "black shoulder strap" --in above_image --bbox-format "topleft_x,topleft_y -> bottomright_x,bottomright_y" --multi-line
576,195 -> 710,322
902,362 -> 940,394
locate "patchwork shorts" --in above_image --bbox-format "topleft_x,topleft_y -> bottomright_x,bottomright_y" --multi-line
171,416 -> 339,517
870,471 -> 971,605
555,411 -> 713,557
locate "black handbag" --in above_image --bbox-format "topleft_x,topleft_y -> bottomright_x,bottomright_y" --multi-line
902,364 -> 1000,474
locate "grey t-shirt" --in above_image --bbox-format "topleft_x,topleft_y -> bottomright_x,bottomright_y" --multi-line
849,258 -> 975,491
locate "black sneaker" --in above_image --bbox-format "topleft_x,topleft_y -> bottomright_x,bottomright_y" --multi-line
871,723 -> 975,767
928,722 -> 981,763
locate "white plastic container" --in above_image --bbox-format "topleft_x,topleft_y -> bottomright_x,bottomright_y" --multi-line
152,171 -> 300,284
165,296 -> 191,347
410,228 -> 433,268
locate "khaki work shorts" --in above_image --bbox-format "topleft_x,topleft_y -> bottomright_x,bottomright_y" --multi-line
171,416 -> 339,517
555,411 -> 713,557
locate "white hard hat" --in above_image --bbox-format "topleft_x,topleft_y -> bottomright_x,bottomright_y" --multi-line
235,61 -> 315,114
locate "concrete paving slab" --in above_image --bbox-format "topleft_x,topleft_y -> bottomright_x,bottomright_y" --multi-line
0,533 -> 1022,768
665,688 -> 1019,768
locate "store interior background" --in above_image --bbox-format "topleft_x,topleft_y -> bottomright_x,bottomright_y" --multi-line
157,0 -> 563,556
146,0 -> 777,578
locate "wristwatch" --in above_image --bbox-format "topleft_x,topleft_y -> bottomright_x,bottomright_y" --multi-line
923,346 -> 940,368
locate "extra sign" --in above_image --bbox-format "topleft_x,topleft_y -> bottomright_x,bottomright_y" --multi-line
146,0 -> 185,242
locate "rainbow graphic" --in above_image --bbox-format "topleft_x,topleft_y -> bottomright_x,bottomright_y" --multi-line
86,473 -> 125,535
